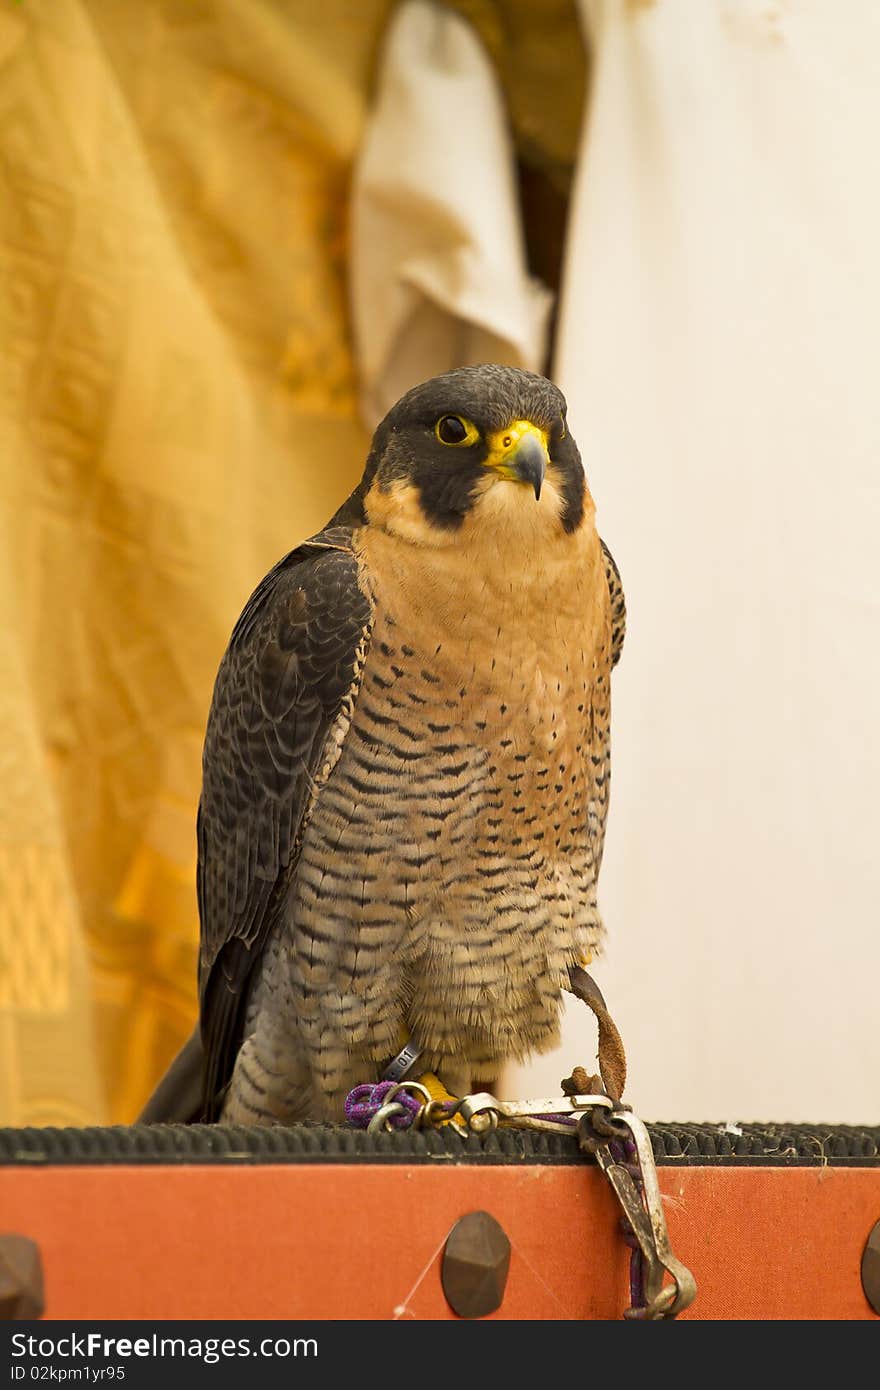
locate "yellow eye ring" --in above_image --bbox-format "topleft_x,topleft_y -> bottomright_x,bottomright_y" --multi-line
435,415 -> 480,447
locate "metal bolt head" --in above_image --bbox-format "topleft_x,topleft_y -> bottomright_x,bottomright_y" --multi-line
0,1235 -> 44,1320
862,1220 -> 880,1316
441,1210 -> 511,1319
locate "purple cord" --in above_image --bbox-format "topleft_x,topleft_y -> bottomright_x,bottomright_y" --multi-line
344,1081 -> 422,1131
603,1136 -> 647,1316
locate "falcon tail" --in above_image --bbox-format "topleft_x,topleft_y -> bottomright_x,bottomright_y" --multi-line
137,1024 -> 205,1124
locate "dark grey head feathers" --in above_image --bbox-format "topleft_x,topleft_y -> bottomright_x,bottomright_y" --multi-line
334,365 -> 587,534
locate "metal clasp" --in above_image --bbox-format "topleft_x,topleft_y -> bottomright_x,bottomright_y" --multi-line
580,1106 -> 697,1319
366,1080 -> 433,1134
456,1091 -> 615,1135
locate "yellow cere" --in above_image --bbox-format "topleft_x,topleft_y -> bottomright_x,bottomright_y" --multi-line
484,420 -> 550,472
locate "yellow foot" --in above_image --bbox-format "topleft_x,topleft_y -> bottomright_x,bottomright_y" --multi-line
413,1071 -> 468,1131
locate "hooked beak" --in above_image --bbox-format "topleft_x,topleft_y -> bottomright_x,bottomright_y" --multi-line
484,421 -> 549,500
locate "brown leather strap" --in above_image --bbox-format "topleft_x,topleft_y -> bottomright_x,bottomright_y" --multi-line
565,966 -> 627,1105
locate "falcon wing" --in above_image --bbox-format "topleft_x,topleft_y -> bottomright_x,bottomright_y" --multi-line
584,540 -> 626,879
197,530 -> 372,1119
601,540 -> 626,668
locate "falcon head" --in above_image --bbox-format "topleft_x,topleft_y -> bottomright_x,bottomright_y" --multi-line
359,365 -> 590,541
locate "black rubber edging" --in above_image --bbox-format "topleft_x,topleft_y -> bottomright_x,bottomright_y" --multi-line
0,1121 -> 878,1168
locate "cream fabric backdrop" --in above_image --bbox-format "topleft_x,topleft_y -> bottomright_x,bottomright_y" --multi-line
509,0 -> 880,1122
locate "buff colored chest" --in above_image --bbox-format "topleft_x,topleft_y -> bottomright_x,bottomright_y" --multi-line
283,485 -> 614,1080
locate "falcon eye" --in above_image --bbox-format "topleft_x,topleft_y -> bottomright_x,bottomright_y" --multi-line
435,415 -> 478,447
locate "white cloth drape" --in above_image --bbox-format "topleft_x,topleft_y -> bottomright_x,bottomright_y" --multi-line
350,0 -> 551,427
508,0 -> 880,1122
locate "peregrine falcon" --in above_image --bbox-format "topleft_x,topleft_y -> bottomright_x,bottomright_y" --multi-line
142,365 -> 625,1125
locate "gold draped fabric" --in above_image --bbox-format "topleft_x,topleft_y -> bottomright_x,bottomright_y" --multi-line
0,0 -> 584,1124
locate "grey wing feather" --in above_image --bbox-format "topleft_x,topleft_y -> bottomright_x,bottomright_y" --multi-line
196,533 -> 372,1118
601,540 -> 626,668
587,540 -> 625,878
